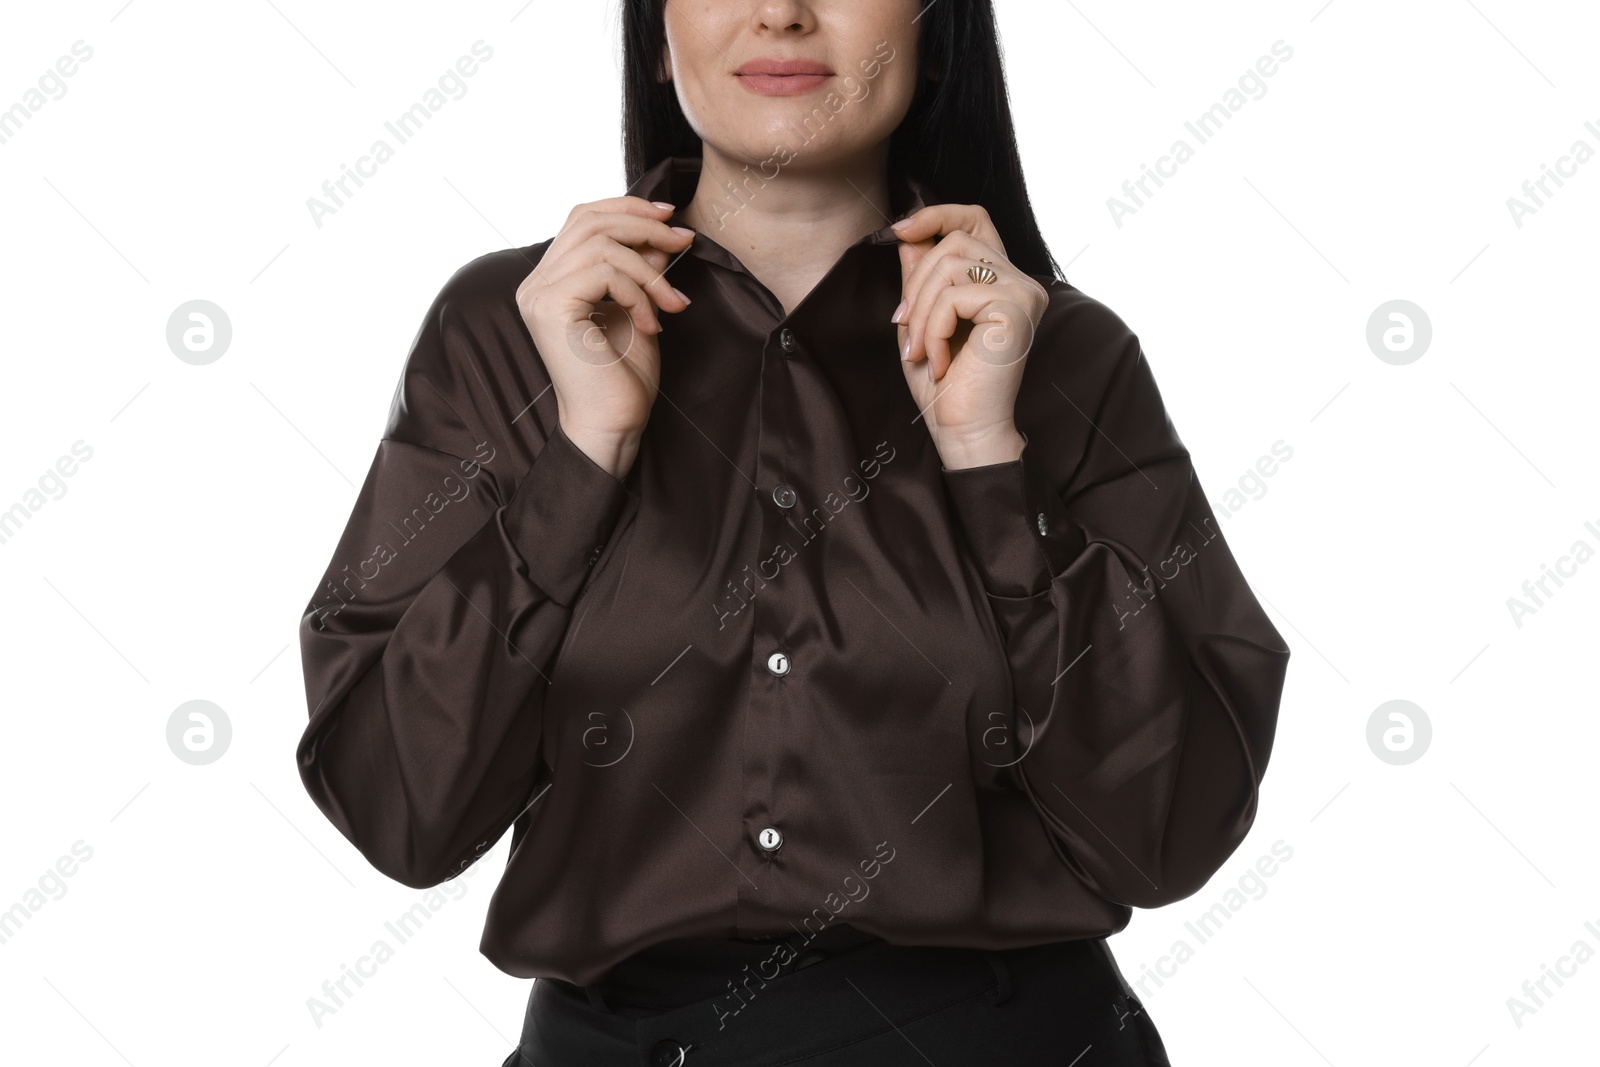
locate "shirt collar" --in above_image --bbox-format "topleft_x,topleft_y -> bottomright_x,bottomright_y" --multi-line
630,153 -> 940,255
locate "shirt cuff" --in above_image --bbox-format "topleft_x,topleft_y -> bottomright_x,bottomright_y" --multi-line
502,421 -> 631,606
940,437 -> 1087,598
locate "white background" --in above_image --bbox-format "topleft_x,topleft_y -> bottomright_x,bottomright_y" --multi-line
1,1 -> 1596,1064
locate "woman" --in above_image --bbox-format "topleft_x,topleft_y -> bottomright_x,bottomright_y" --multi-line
295,1 -> 1290,1063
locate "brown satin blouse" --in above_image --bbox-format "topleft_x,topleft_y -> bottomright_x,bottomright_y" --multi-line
295,153 -> 1291,987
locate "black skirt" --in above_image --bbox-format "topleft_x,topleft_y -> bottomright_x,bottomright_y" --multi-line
501,927 -> 1173,1066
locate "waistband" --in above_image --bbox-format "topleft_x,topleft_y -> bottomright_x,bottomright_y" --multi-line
553,923 -> 885,1014
522,936 -> 1135,1066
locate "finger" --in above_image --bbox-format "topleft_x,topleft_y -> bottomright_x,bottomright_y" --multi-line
896,234 -> 931,304
900,346 -> 937,420
927,283 -> 1037,380
637,246 -> 671,275
903,254 -> 958,369
932,250 -> 1022,292
562,241 -> 691,313
901,231 -> 998,354
557,195 -> 681,242
546,211 -> 695,271
533,260 -> 663,343
889,204 -> 1006,257
923,285 -> 975,382
590,264 -> 663,340
922,279 -> 985,383
895,239 -> 932,361
901,270 -> 938,368
913,246 -> 1031,369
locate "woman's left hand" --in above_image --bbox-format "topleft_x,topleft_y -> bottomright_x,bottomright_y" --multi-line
890,205 -> 1050,469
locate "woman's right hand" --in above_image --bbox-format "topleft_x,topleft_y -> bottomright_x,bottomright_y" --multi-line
515,196 -> 695,479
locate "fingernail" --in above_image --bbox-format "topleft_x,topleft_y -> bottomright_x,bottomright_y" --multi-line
901,335 -> 911,361
670,226 -> 695,238
889,299 -> 907,324
671,287 -> 691,304
926,358 -> 934,383
652,201 -> 676,210
890,217 -> 912,232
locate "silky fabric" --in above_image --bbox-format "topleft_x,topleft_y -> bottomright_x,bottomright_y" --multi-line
294,151 -> 1292,987
500,933 -> 1173,1066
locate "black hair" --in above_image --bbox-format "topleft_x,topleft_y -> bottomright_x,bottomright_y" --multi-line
618,0 -> 1063,281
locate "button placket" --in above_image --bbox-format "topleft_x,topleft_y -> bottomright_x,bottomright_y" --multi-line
738,318 -> 805,928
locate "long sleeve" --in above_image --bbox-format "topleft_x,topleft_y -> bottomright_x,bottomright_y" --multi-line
940,324 -> 1290,909
295,260 -> 633,890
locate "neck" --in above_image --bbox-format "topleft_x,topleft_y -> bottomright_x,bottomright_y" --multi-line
681,144 -> 896,313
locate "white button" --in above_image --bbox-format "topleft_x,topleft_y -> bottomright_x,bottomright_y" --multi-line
758,826 -> 783,851
1037,512 -> 1049,536
766,652 -> 790,676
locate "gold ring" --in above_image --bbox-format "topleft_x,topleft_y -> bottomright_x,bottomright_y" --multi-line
967,264 -> 998,285
977,257 -> 993,264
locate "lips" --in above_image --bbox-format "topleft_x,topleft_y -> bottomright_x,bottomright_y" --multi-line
734,58 -> 833,96
735,58 -> 833,77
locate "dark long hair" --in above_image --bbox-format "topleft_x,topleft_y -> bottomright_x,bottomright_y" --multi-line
618,0 -> 1063,281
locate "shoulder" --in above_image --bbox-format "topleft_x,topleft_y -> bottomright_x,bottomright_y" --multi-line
1032,276 -> 1143,374
1015,276 -> 1183,479
381,240 -> 555,455
430,240 -> 556,322
1018,276 -> 1148,413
